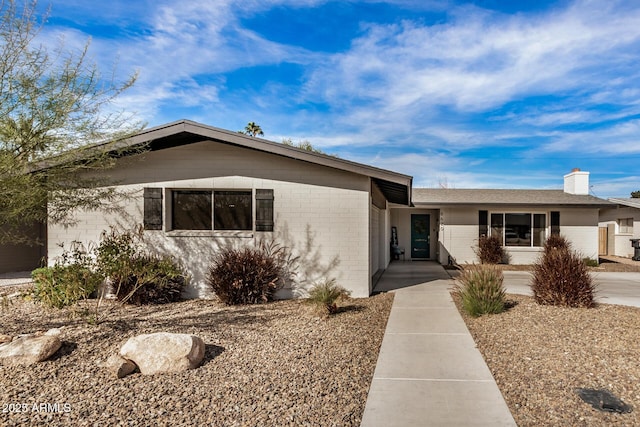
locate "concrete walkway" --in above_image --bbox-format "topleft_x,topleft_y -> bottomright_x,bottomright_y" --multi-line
361,261 -> 516,427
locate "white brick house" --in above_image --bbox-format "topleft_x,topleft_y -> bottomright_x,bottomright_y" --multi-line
46,120 -> 412,298
5,121 -> 614,297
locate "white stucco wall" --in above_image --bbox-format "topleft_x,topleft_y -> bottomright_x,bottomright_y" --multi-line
48,141 -> 372,298
436,208 -> 477,264
559,209 -> 600,260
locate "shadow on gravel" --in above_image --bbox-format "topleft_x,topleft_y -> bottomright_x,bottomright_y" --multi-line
49,341 -> 78,361
200,344 -> 225,367
504,299 -> 519,311
336,305 -> 365,315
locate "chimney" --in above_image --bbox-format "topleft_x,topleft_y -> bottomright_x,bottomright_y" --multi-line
563,168 -> 590,195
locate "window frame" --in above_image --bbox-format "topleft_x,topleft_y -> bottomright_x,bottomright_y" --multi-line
489,211 -> 548,248
169,189 -> 253,232
618,218 -> 634,234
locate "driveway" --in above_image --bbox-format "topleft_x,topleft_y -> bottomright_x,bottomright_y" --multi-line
503,271 -> 640,308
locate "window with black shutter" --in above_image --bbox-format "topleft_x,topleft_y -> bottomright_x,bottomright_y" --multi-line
255,189 -> 274,232
479,210 -> 488,238
143,188 -> 163,230
551,211 -> 560,235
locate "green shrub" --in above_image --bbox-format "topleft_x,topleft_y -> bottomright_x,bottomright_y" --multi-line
112,254 -> 187,305
531,235 -> 596,308
306,279 -> 351,315
583,257 -> 599,267
207,241 -> 296,305
94,228 -> 140,284
476,235 -> 506,264
95,228 -> 187,305
454,264 -> 506,317
32,264 -> 102,309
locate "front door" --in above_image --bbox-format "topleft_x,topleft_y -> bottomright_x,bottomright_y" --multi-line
411,214 -> 430,259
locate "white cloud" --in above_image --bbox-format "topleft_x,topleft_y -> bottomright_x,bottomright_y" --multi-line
304,0 -> 640,116
540,119 -> 640,155
38,0 -> 640,198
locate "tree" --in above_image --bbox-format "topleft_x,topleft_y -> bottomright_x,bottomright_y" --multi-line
631,191 -> 640,198
0,0 -> 143,245
241,122 -> 263,137
281,138 -> 335,156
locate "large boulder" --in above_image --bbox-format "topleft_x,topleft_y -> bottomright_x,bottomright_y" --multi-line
119,332 -> 205,375
0,335 -> 62,366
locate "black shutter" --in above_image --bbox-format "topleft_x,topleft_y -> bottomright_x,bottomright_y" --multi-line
551,211 -> 560,235
479,210 -> 488,238
143,188 -> 163,230
255,189 -> 274,232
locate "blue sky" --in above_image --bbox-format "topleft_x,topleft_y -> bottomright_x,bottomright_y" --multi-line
40,0 -> 640,198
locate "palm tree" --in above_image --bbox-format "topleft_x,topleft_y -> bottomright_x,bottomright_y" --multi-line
243,122 -> 264,137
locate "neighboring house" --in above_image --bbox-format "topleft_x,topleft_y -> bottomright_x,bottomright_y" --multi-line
389,169 -> 612,265
2,120 -> 615,297
599,198 -> 640,258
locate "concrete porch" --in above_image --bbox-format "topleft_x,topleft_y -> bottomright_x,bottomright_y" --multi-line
373,260 -> 451,293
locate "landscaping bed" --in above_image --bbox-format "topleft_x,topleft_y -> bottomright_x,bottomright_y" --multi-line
456,293 -> 640,426
0,288 -> 393,426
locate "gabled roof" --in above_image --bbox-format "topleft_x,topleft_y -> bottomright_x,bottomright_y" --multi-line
609,198 -> 640,209
412,188 -> 613,207
94,120 -> 413,205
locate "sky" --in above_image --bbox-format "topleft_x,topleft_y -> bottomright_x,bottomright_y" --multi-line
37,0 -> 640,198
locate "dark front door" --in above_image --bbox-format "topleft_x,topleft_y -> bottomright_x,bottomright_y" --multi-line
411,214 -> 430,259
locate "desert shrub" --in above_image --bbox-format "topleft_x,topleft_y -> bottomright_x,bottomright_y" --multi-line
454,264 -> 506,317
531,236 -> 596,308
112,254 -> 187,305
95,228 -> 187,304
32,264 -> 102,309
306,279 -> 351,315
544,233 -> 570,252
583,257 -> 599,267
207,241 -> 296,305
94,228 -> 140,284
31,242 -> 103,309
476,235 -> 506,264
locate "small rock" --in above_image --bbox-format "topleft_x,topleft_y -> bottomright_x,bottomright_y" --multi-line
120,332 -> 205,375
0,334 -> 12,344
0,335 -> 62,365
102,354 -> 137,379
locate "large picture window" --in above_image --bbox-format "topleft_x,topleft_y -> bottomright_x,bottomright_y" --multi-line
171,190 -> 252,231
490,212 -> 546,247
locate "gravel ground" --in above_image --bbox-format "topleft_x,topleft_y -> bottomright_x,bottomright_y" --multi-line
456,293 -> 640,426
0,288 -> 393,427
493,260 -> 640,273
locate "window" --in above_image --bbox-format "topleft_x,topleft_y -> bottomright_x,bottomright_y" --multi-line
619,218 -> 634,234
490,213 -> 546,247
172,191 -> 212,230
214,191 -> 252,230
145,188 -> 274,232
